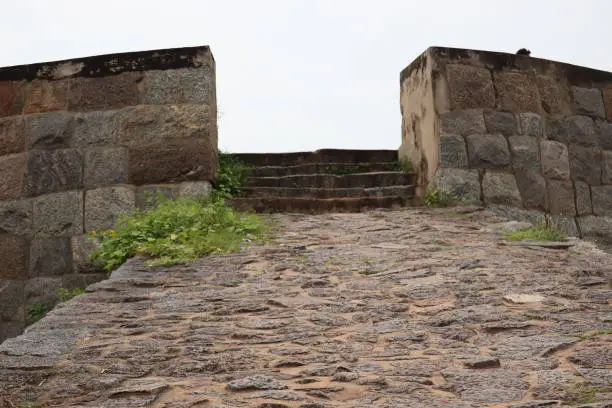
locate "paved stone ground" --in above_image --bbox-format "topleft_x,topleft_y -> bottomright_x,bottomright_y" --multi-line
1,207 -> 611,408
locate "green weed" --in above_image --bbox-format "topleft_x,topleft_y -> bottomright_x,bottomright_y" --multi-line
424,187 -> 463,208
395,157 -> 414,173
57,287 -> 86,302
214,152 -> 253,197
503,221 -> 567,242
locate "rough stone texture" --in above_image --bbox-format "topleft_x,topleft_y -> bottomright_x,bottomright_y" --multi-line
0,81 -> 25,118
591,185 -> 612,217
515,171 -> 547,211
547,180 -> 576,215
177,181 -> 212,198
466,134 -> 510,169
596,120 -> 612,150
0,280 -> 24,322
23,79 -> 68,114
572,86 -> 606,118
536,75 -> 572,115
430,168 -> 481,203
24,111 -> 74,149
72,110 -> 119,146
602,150 -> 612,184
141,67 -> 216,105
494,72 -> 540,113
439,135 -> 468,168
575,181 -> 593,215
84,186 -> 136,232
0,235 -> 28,280
508,135 -> 540,172
547,214 -> 580,237
0,116 -> 25,155
445,64 -> 495,110
569,145 -> 602,185
518,112 -> 544,137
548,115 -> 596,146
28,238 -> 72,278
604,86 -> 612,120
67,73 -> 142,111
71,235 -> 103,274
439,109 -> 486,136
540,141 -> 571,180
0,199 -> 32,235
482,172 -> 521,206
24,277 -> 62,305
0,153 -> 25,201
23,149 -> 83,197
578,215 -> 612,237
135,185 -> 177,211
484,110 -> 517,135
32,191 -> 83,237
84,147 -> 129,188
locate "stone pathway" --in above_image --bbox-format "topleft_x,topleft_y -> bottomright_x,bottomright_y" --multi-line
1,207 -> 611,407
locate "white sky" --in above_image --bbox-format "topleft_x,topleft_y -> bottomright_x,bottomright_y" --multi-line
2,1 -> 611,153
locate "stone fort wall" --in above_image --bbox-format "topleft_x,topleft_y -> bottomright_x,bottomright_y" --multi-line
400,46 -> 612,238
0,46 -> 218,341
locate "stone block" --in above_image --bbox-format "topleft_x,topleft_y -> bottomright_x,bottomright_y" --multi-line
515,171 -> 547,211
141,67 -> 215,105
72,110 -> 120,146
0,199 -> 32,235
178,181 -> 212,198
430,168 -> 481,203
486,205 -> 546,225
602,150 -> 612,184
494,71 -> 540,113
33,191 -> 83,237
84,147 -> 129,188
0,81 -> 25,118
546,215 -> 580,237
25,277 -> 62,305
591,185 -> 612,217
0,280 -> 25,321
129,139 -> 216,185
569,145 -> 601,185
24,111 -> 74,149
61,274 -> 107,290
540,141 -> 570,180
117,105 -> 164,145
547,116 -> 596,146
23,149 -> 83,197
571,86 -> 605,118
536,75 -> 571,115
604,86 -> 612,121
547,180 -> 576,215
439,135 -> 468,168
0,153 -> 26,201
29,237 -> 72,278
482,172 -> 521,206
67,72 -> 142,111
23,79 -> 69,114
439,109 -> 486,136
518,113 -> 543,137
0,116 -> 25,155
577,215 -> 612,237
135,185 -> 177,211
575,181 -> 592,215
484,111 -> 517,136
466,134 -> 510,169
595,120 -> 612,150
84,186 -> 136,232
445,64 -> 495,110
0,321 -> 25,342
71,235 -> 104,274
0,235 -> 28,280
508,136 -> 539,172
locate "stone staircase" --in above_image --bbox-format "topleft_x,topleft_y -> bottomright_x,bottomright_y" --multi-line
229,149 -> 419,213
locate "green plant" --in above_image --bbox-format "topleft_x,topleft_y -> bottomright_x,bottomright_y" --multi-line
214,152 -> 253,197
89,195 -> 267,270
27,303 -> 52,325
424,186 -> 463,208
503,221 -> 567,242
395,157 -> 414,173
57,287 -> 85,302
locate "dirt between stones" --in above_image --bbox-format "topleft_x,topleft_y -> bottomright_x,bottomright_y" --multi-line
0,207 -> 610,407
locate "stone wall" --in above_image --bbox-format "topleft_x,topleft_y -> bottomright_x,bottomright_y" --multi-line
0,46 -> 218,342
400,46 -> 612,237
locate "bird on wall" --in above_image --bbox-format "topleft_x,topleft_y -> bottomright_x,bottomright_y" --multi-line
516,48 -> 531,56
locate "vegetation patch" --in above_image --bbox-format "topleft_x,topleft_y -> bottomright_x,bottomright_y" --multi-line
395,157 -> 414,173
424,187 -> 464,208
26,287 -> 86,325
503,221 -> 567,242
214,151 -> 253,197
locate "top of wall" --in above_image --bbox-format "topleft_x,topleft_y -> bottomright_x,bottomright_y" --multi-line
0,45 -> 213,81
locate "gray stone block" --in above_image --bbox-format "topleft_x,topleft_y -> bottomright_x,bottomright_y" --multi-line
547,180 -> 576,215
575,181 -> 592,215
24,111 -> 74,149
571,86 -> 605,118
484,111 -> 517,136
0,153 -> 26,201
0,320 -> 24,342
33,191 -> 84,237
84,186 -> 136,232
591,185 -> 612,217
482,172 -> 521,206
439,135 -> 468,168
515,171 -> 547,211
547,116 -> 596,146
518,113 -> 543,137
72,110 -> 120,146
508,136 -> 540,172
486,205 -> 546,225
0,280 -> 25,322
0,116 -> 25,155
540,141 -> 570,180
23,149 -> 83,197
177,181 -> 212,198
602,150 -> 612,184
0,199 -> 32,235
62,273 -> 106,290
439,109 -> 486,136
0,235 -> 28,280
595,120 -> 612,150
430,168 -> 481,203
135,185 -> 177,211
466,134 -> 510,169
84,147 -> 129,188
29,237 -> 72,278
577,215 -> 612,237
141,67 -> 215,105
25,277 -> 62,305
71,235 -> 104,274
569,145 -> 602,185
546,215 -> 580,237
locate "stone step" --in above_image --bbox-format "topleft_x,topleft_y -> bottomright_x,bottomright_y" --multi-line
233,149 -> 398,167
247,172 -> 416,189
240,185 -> 416,199
230,196 -> 419,213
250,162 -> 401,177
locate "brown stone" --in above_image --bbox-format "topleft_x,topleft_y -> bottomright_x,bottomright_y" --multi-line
84,147 -> 129,188
547,180 -> 576,215
0,116 -> 25,155
23,149 -> 83,197
33,191 -> 84,237
0,235 -> 28,280
575,181 -> 592,215
536,75 -> 571,115
29,237 -> 73,278
568,145 -> 601,185
515,171 -> 547,211
604,86 -> 612,121
23,80 -> 69,114
67,72 -> 141,111
0,81 -> 25,118
494,72 -> 540,113
84,186 -> 136,232
128,139 -> 216,185
446,64 -> 495,110
0,280 -> 25,322
591,185 -> 612,217
0,153 -> 26,201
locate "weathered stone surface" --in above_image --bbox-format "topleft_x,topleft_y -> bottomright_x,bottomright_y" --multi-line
227,375 -> 288,391
515,171 -> 547,211
84,186 -> 136,232
23,149 -> 83,197
430,168 -> 481,203
466,134 -> 510,168
569,145 -> 601,185
0,199 -> 32,235
28,237 -> 72,277
602,150 -> 612,184
547,215 -> 580,237
484,111 -> 517,135
441,369 -> 528,402
177,181 -> 212,198
0,81 -> 25,118
547,180 -> 576,215
72,110 -> 119,146
494,72 -> 540,113
439,109 -> 486,136
0,280 -> 24,322
0,235 -> 28,280
33,191 -> 83,237
591,185 -> 612,217
547,116 -> 596,146
491,335 -> 578,360
463,357 -> 500,369
572,86 -> 605,118
596,120 -> 612,150
24,276 -> 62,305
129,139 -> 216,185
439,135 -> 468,168
578,215 -> 612,236
0,321 -> 24,342
23,79 -> 69,114
24,111 -> 74,149
67,72 -> 142,111
84,147 -> 129,187
508,135 -> 540,172
536,75 -> 572,115
518,112 -> 544,137
540,141 -> 570,180
135,185 -> 177,211
62,273 -> 107,289
71,235 -> 103,274
0,116 -> 25,155
482,172 -> 521,206
0,153 -> 25,201
141,67 -> 215,105
575,181 -> 592,215
445,64 -> 495,110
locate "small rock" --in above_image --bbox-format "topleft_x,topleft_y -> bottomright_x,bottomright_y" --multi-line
227,375 -> 288,391
503,293 -> 546,303
332,371 -> 359,382
463,357 -> 501,369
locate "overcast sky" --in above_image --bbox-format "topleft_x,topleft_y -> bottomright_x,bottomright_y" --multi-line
2,1 -> 611,153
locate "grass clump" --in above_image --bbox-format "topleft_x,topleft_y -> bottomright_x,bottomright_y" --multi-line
395,157 -> 414,173
26,287 -> 87,325
424,187 -> 463,208
214,152 -> 253,197
503,221 -> 567,242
